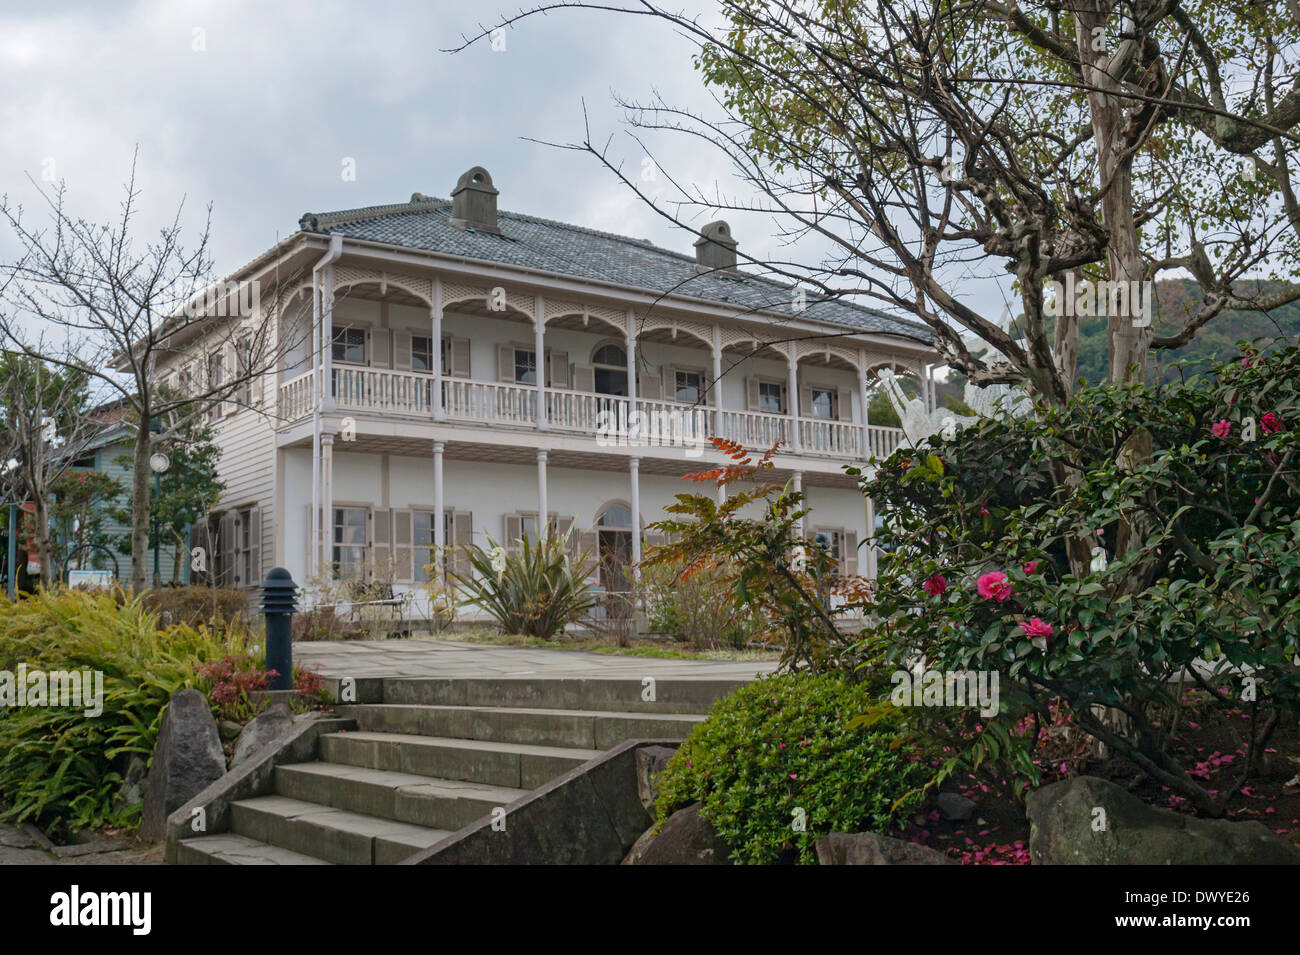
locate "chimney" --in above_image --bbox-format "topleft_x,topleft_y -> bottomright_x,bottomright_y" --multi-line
694,220 -> 737,271
450,166 -> 500,233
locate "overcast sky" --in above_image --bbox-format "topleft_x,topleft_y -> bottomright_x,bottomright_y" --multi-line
0,0 -> 1009,331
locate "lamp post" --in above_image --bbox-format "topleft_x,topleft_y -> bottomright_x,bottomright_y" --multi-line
261,567 -> 297,691
149,451 -> 170,587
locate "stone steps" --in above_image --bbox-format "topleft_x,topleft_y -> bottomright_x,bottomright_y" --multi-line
174,676 -> 730,865
335,703 -> 704,749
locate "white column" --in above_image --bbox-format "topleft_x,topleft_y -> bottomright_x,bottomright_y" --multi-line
310,278 -> 321,580
322,265 -> 336,413
711,325 -> 723,437
626,311 -> 638,404
433,440 -> 445,575
537,450 -> 549,529
786,347 -> 802,453
432,278 -> 445,421
865,495 -> 878,579
534,297 -> 548,431
858,347 -> 871,458
320,432 -> 336,576
793,470 -> 804,537
629,456 -> 642,577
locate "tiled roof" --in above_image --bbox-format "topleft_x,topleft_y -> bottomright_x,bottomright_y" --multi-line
298,198 -> 933,344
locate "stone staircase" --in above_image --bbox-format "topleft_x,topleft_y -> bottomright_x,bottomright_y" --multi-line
173,677 -> 737,865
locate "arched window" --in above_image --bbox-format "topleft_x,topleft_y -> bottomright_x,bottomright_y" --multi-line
592,343 -> 626,367
590,341 -> 629,397
597,503 -> 633,528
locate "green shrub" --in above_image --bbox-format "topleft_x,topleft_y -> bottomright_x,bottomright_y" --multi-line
454,532 -> 597,639
642,557 -> 769,648
655,672 -> 925,863
0,589 -> 252,831
139,585 -> 252,634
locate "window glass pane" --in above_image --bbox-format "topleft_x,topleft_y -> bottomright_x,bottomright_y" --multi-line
592,344 -> 626,366
598,504 -> 632,527
515,349 -> 536,384
759,381 -> 783,413
811,389 -> 834,419
412,336 -> 433,372
333,328 -> 366,364
675,370 -> 701,403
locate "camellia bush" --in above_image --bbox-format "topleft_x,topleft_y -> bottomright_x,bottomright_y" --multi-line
857,342 -> 1300,816
654,671 -> 925,864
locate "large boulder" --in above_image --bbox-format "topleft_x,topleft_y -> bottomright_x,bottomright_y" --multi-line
1027,775 -> 1300,865
231,704 -> 294,769
634,745 -> 676,813
623,803 -> 732,865
140,689 -> 226,842
816,832 -> 957,865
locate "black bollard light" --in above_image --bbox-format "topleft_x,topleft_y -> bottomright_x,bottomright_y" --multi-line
261,567 -> 298,691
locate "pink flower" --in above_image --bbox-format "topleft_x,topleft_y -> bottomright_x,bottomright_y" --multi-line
1021,618 -> 1053,640
1241,354 -> 1256,367
1261,412 -> 1283,434
1211,419 -> 1231,438
924,575 -> 948,596
1021,560 -> 1039,575
977,572 -> 1013,602
979,506 -> 990,515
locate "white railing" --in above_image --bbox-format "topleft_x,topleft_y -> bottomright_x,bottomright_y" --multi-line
865,424 -> 905,460
718,408 -> 788,448
275,366 -> 908,462
443,378 -> 537,426
333,367 -> 435,416
278,371 -> 314,422
547,388 -> 630,434
635,397 -> 711,447
799,417 -> 862,458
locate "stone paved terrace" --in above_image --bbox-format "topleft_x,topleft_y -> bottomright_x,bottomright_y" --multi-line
293,638 -> 779,682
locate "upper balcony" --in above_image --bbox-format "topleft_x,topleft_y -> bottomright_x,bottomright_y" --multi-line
276,367 -> 906,462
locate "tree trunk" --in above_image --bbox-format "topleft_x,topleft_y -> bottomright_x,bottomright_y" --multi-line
129,414 -> 152,593
34,492 -> 53,588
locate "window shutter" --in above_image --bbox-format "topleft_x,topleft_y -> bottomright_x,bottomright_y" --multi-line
638,369 -> 661,401
451,511 -> 473,578
450,337 -> 470,377
573,364 -> 596,392
504,513 -> 523,555
371,507 -> 391,579
369,332 -> 387,369
222,343 -> 238,415
548,350 -> 569,389
746,377 -> 760,411
497,344 -> 514,382
248,506 -> 261,587
665,365 -> 679,401
394,332 -> 412,370
842,530 -> 858,576
577,530 -> 599,584
393,509 -> 412,582
220,511 -> 236,587
836,388 -> 852,421
800,385 -> 814,419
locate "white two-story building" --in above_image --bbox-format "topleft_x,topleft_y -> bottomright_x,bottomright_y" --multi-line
183,166 -> 938,616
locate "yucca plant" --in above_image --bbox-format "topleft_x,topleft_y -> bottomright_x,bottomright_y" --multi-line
0,588 -> 253,831
453,530 -> 597,639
